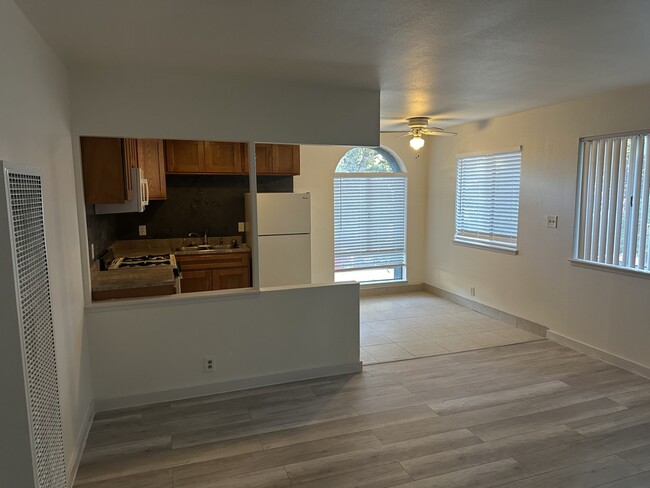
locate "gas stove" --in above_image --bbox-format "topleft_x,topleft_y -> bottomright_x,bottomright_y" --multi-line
109,254 -> 178,270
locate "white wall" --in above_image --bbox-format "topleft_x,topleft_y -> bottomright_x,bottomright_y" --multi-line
295,134 -> 429,285
427,84 -> 650,370
70,67 -> 379,147
0,0 -> 93,479
85,284 -> 360,409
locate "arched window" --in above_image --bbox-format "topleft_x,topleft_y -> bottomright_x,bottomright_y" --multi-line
334,147 -> 407,283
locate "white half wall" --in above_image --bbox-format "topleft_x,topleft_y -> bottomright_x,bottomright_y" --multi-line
427,84 -> 650,371
294,134 -> 429,285
0,0 -> 93,479
69,67 -> 380,146
85,283 -> 360,409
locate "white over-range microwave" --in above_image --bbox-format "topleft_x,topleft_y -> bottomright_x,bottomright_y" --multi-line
95,168 -> 149,214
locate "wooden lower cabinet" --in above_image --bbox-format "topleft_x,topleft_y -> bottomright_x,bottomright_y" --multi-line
212,267 -> 250,290
179,269 -> 212,293
176,252 -> 251,293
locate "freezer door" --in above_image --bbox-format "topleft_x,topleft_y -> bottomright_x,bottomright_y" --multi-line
259,234 -> 311,287
257,192 -> 311,235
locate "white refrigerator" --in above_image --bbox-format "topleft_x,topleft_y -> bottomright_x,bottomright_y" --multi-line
245,192 -> 311,287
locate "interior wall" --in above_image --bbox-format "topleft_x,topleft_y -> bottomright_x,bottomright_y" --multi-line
0,0 -> 93,477
427,84 -> 650,370
69,67 -> 380,147
86,283 -> 360,408
294,135 -> 428,285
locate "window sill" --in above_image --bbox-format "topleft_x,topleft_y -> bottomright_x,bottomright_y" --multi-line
570,259 -> 650,280
453,239 -> 518,255
360,279 -> 408,287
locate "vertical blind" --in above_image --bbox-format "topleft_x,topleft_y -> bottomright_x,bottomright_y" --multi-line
574,133 -> 650,272
455,150 -> 521,250
334,175 -> 407,271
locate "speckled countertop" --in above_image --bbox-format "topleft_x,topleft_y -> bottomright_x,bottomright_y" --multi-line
91,237 -> 249,294
91,268 -> 176,292
110,236 -> 247,257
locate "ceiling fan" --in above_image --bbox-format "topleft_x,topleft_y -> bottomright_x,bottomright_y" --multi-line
384,117 -> 457,150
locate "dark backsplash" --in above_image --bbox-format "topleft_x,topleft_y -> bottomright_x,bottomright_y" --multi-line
110,175 -> 293,240
85,205 -> 117,264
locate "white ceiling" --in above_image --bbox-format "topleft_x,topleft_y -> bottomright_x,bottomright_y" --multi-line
15,0 -> 650,130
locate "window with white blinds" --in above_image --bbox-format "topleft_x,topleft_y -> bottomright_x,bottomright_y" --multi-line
573,132 -> 650,274
455,149 -> 522,252
334,147 -> 407,283
334,175 -> 407,274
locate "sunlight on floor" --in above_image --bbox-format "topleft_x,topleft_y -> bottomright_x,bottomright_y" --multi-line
360,292 -> 542,364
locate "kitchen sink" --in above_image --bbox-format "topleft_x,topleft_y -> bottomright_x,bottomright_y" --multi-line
175,244 -> 232,252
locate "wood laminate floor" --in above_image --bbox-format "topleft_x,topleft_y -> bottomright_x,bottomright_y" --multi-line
74,340 -> 650,487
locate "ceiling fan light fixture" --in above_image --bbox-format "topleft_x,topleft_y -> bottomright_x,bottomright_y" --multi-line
409,134 -> 425,150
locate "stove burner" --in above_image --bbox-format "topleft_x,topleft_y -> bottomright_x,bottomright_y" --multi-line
114,253 -> 175,269
120,261 -> 171,268
122,254 -> 170,262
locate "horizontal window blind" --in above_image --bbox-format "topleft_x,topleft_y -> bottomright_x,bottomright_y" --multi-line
334,175 -> 407,271
455,150 -> 521,250
574,133 -> 650,272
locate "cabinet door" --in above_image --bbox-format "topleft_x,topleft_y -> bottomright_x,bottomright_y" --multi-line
272,144 -> 300,175
137,139 -> 167,199
123,138 -> 138,200
203,141 -> 245,173
252,144 -> 273,174
165,140 -> 205,173
81,137 -> 129,204
180,269 -> 212,293
212,267 -> 250,290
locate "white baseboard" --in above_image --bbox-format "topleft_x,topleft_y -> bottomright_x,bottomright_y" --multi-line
547,330 -> 650,380
67,401 -> 94,485
424,284 -> 547,338
95,361 -> 363,412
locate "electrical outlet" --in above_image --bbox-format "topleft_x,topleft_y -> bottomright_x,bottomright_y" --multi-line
546,215 -> 558,228
204,356 -> 215,373
238,221 -> 246,232
470,287 -> 476,297
138,225 -> 147,236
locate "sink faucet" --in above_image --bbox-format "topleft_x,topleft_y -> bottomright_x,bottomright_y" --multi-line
189,231 -> 209,245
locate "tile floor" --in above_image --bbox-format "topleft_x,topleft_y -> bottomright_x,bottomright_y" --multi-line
361,292 -> 542,364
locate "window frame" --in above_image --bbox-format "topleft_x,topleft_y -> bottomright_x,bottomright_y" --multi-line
571,129 -> 650,279
454,148 -> 522,254
334,147 -> 408,284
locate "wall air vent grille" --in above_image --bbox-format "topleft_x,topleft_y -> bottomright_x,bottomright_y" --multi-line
6,170 -> 67,488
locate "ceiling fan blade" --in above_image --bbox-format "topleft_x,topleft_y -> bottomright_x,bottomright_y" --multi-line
381,130 -> 409,133
423,129 -> 457,137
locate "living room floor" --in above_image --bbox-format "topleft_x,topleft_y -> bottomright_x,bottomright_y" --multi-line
361,292 -> 542,364
74,340 -> 650,487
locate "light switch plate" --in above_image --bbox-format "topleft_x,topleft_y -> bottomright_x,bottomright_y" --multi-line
138,225 -> 147,236
238,222 -> 246,232
546,215 -> 558,228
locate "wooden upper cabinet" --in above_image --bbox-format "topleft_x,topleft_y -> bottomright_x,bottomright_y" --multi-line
204,141 -> 246,174
165,140 -> 204,173
244,143 -> 300,175
166,140 -> 247,174
136,139 -> 167,200
253,144 -> 273,174
81,137 -> 131,204
164,139 -> 299,175
272,144 -> 300,175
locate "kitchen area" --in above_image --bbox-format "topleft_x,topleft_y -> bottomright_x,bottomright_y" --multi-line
82,137 -> 311,301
